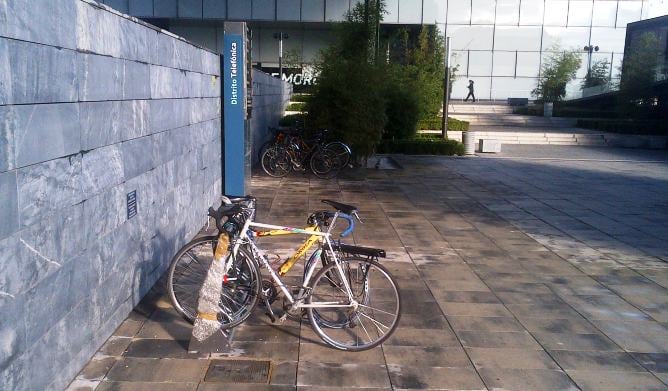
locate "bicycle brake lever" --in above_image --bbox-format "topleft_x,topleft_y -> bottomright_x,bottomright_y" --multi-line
353,211 -> 363,224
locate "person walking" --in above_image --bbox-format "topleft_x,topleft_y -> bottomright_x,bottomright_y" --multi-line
464,80 -> 476,102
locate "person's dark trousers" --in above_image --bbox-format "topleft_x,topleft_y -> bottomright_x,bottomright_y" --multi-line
464,92 -> 476,102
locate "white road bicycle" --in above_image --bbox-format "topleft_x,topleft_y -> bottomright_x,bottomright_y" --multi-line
170,197 -> 401,351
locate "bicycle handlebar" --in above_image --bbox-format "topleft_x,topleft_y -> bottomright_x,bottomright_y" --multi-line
338,213 -> 355,238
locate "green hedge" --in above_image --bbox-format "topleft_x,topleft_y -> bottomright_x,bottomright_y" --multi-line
286,102 -> 307,112
290,94 -> 311,102
576,118 -> 668,135
377,138 -> 464,155
417,117 -> 470,131
278,114 -> 306,127
513,104 -> 621,119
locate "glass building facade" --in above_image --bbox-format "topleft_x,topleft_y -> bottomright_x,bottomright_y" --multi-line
101,0 -> 668,99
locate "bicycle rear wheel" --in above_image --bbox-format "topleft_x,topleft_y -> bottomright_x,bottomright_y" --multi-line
309,149 -> 338,179
261,145 -> 292,177
306,257 -> 401,351
168,237 -> 261,329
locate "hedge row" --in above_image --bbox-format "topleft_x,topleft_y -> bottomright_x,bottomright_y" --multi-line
291,94 -> 312,102
278,114 -> 306,126
513,105 -> 620,119
576,119 -> 668,135
417,117 -> 470,131
377,138 -> 464,155
286,102 -> 307,112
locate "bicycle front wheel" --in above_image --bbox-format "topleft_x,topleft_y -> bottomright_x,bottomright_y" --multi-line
324,141 -> 351,170
306,257 -> 401,351
168,237 -> 261,329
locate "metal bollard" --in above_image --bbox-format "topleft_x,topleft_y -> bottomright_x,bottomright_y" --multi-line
463,131 -> 476,155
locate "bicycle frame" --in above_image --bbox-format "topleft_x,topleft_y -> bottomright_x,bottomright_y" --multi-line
227,216 -> 358,309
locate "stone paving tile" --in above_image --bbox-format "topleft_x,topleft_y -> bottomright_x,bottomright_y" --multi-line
297,362 -> 391,388
105,357 -> 208,383
532,331 -> 622,352
387,365 -> 486,390
566,370 -> 668,391
466,347 -> 560,370
477,368 -> 578,390
97,382 -> 199,390
383,345 -> 472,367
549,350 -> 646,371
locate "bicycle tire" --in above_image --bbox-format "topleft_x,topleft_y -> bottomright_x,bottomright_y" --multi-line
168,236 -> 261,329
306,257 -> 401,351
261,145 -> 292,177
309,148 -> 338,179
324,141 -> 351,170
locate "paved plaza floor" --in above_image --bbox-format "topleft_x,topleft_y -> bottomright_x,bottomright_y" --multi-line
70,146 -> 668,390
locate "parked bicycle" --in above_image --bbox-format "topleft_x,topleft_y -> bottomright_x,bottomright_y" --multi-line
260,128 -> 351,179
168,196 -> 401,351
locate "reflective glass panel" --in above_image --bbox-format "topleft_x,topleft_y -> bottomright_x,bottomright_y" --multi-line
471,0 -> 496,24
303,29 -> 332,62
448,25 -> 494,50
616,1 -> 642,27
302,0 -> 325,21
496,0 -> 520,25
493,51 -> 517,76
591,0 -> 616,26
277,0 -> 300,20
399,0 -> 423,23
252,0 -> 274,20
519,0 -> 544,25
326,0 -> 350,21
451,76 -> 491,99
590,27 -> 626,52
491,76 -> 536,98
384,0 -> 400,22
642,0 -> 668,19
568,0 -> 593,26
494,26 -> 542,51
448,0 -> 472,24
515,51 -> 541,76
423,0 -> 447,23
228,0 -> 252,19
451,50 -> 469,75
544,0 -> 569,26
542,26 -> 590,50
468,51 -> 493,75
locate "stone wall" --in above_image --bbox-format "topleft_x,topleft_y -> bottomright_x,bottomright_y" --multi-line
250,69 -> 293,164
0,1 -> 221,389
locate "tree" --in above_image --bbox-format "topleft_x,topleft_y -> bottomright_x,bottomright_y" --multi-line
532,47 -> 582,102
581,59 -> 610,89
307,0 -> 388,158
407,26 -> 446,120
619,32 -> 660,106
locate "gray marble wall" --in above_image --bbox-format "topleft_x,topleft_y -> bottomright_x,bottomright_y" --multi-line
250,69 -> 293,164
0,1 -> 221,389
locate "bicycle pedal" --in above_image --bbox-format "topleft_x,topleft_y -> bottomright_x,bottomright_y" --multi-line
278,313 -> 288,324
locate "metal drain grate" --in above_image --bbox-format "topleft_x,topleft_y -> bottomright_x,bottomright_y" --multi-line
204,359 -> 271,383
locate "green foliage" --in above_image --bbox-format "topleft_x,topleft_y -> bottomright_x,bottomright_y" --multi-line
278,114 -> 306,127
407,26 -> 446,119
416,117 -> 469,131
287,102 -> 307,111
377,138 -> 464,155
290,94 -> 311,103
532,47 -> 582,102
307,0 -> 388,158
619,32 -> 660,107
582,59 -> 611,89
576,118 -> 668,135
383,80 -> 420,140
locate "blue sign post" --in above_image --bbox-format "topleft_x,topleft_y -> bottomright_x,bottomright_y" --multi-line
223,22 -> 251,196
